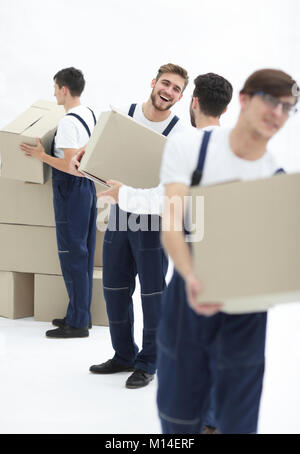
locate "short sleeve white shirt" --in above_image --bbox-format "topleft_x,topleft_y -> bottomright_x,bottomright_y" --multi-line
54,105 -> 96,158
160,127 -> 280,188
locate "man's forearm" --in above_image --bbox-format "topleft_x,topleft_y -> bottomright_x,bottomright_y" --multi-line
41,153 -> 72,174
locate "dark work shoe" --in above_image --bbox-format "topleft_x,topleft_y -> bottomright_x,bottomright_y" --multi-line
46,324 -> 89,338
52,318 -> 66,328
52,318 -> 92,329
89,358 -> 135,374
125,369 -> 154,389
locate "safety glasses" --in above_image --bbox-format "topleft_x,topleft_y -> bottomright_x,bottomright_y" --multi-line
254,91 -> 298,116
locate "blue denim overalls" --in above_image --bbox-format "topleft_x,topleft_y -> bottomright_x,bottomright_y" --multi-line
102,104 -> 179,375
156,131 -> 268,434
51,109 -> 97,329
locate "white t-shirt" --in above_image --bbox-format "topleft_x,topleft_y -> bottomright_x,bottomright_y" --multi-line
118,103 -> 188,215
54,105 -> 96,158
160,127 -> 279,188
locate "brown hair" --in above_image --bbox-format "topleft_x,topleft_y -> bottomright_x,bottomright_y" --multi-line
54,67 -> 85,97
155,63 -> 189,91
240,68 -> 298,103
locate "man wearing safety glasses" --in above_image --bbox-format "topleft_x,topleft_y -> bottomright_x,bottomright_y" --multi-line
156,68 -> 298,434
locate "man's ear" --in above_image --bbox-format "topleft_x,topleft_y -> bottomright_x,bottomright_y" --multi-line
62,85 -> 68,96
239,93 -> 250,111
151,78 -> 157,89
191,96 -> 199,110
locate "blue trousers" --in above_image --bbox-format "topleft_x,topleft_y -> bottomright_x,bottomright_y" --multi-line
103,206 -> 168,375
52,169 -> 97,329
156,270 -> 267,434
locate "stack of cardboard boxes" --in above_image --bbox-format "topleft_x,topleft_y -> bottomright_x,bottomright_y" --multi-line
0,100 -> 108,326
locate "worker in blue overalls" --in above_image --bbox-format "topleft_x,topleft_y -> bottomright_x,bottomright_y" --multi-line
82,64 -> 189,388
157,68 -> 298,433
20,67 -> 97,338
183,72 -> 234,434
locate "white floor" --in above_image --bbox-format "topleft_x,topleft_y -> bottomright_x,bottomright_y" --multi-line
1,300 -> 300,434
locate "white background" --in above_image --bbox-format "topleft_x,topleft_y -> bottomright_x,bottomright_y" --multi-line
0,0 -> 299,170
1,0 -> 300,435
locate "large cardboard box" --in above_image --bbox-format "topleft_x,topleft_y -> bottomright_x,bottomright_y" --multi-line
0,176 -> 108,228
0,100 -> 65,183
79,107 -> 167,188
0,224 -> 104,274
0,177 -> 55,226
34,268 -> 108,326
189,172 -> 300,313
0,271 -> 34,319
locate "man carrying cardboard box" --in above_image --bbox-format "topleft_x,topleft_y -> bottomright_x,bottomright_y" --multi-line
98,73 -> 233,433
74,63 -> 189,388
20,67 -> 97,338
156,68 -> 298,434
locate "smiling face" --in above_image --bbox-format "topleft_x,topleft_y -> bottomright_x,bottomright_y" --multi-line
150,72 -> 184,111
240,93 -> 295,139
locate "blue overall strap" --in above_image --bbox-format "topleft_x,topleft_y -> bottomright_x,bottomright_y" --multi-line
87,107 -> 97,126
128,103 -> 137,118
128,103 -> 179,136
274,167 -> 285,175
191,130 -> 213,186
51,130 -> 57,157
66,113 -> 92,137
162,115 -> 179,137
51,110 -> 95,157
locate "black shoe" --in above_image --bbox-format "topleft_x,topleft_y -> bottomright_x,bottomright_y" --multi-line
52,317 -> 92,329
46,324 -> 89,338
89,358 -> 135,374
125,369 -> 154,389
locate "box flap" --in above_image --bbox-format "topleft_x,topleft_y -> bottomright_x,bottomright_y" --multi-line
31,99 -> 58,110
1,108 -> 45,134
1,100 -> 64,135
24,108 -> 65,137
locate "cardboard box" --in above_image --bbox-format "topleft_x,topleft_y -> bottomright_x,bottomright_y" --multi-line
79,107 -> 167,188
0,177 -> 55,226
0,224 -> 104,274
0,176 -> 109,228
0,271 -> 34,319
34,268 -> 108,326
190,172 -> 300,313
0,100 -> 65,183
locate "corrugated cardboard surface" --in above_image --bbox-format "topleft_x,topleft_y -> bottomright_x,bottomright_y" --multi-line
0,271 -> 34,319
79,109 -> 166,188
0,176 -> 108,228
0,224 -> 104,274
0,177 -> 55,226
190,172 -> 300,313
34,268 -> 108,326
0,100 -> 65,183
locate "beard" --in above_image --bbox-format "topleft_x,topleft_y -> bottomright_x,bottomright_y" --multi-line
150,89 -> 175,111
